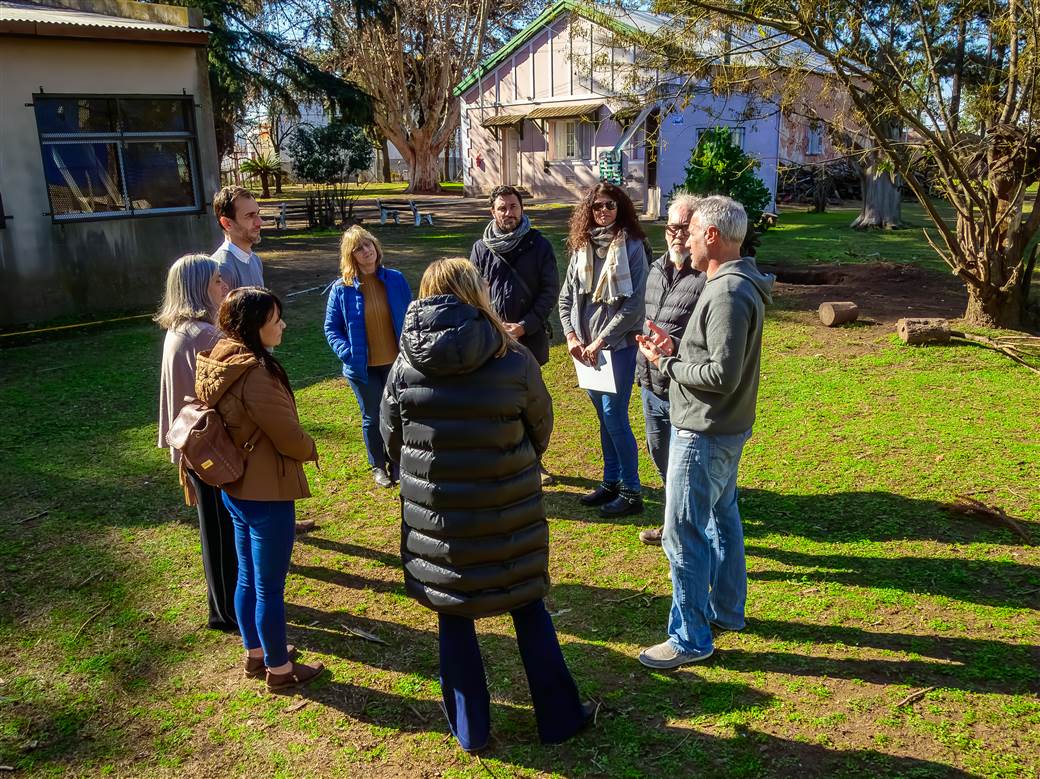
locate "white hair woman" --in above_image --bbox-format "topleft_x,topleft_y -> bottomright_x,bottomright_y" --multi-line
155,253 -> 236,632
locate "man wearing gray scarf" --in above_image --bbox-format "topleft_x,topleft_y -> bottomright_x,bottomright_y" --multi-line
470,185 -> 561,485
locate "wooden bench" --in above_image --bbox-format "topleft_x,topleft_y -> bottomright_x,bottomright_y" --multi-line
275,201 -> 310,229
377,199 -> 434,227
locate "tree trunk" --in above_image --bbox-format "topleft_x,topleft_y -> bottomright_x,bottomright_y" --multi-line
258,172 -> 271,199
407,145 -> 444,194
852,161 -> 903,229
964,283 -> 1024,330
380,136 -> 391,183
274,170 -> 283,195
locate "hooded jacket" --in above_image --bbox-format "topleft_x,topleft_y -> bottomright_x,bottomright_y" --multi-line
379,295 -> 553,619
658,257 -> 775,435
195,339 -> 317,501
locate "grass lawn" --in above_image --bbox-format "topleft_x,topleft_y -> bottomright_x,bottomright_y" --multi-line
1,205 -> 1038,777
254,181 -> 463,204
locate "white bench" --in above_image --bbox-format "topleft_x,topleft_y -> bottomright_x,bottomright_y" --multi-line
377,199 -> 433,226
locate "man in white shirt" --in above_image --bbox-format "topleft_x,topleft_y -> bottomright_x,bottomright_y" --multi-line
211,186 -> 264,290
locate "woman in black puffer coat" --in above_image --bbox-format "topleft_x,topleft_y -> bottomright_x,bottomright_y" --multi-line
380,258 -> 592,753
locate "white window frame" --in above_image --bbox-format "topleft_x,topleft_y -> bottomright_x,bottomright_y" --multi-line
696,125 -> 746,150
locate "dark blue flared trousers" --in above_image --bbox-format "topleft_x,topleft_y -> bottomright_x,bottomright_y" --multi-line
438,598 -> 586,750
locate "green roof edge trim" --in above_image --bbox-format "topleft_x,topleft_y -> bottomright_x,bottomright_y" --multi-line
453,0 -> 644,97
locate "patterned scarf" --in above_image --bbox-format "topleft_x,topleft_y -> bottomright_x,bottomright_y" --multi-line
482,214 -> 531,256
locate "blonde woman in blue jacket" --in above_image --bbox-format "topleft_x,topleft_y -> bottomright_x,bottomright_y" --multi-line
324,226 -> 412,487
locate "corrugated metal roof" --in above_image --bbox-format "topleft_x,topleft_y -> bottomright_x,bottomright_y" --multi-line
481,112 -> 526,128
526,101 -> 604,120
0,0 -> 204,35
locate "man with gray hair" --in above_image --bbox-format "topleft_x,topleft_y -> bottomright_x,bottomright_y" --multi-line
635,192 -> 706,545
635,194 -> 774,668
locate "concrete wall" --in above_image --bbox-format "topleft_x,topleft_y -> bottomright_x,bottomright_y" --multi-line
0,37 -> 221,327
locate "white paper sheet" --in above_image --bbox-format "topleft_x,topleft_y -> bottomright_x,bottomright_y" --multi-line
572,350 -> 617,393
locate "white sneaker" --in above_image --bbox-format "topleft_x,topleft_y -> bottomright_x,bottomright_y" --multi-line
638,640 -> 713,669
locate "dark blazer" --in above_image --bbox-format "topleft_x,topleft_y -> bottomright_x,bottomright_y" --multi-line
323,267 -> 412,384
469,228 -> 560,365
380,295 -> 553,619
636,253 -> 706,398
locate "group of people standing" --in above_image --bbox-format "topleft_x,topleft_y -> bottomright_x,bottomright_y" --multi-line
155,179 -> 773,751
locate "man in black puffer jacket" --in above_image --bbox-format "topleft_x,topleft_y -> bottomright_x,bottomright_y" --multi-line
636,193 -> 706,545
379,259 -> 591,753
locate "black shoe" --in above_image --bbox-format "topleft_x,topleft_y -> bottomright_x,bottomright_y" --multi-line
599,491 -> 644,518
580,482 -> 621,506
371,467 -> 393,488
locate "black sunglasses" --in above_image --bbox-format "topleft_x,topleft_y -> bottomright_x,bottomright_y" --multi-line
592,201 -> 618,212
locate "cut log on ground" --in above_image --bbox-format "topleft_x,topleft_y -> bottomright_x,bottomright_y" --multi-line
897,317 -> 1040,374
897,317 -> 952,344
819,301 -> 860,327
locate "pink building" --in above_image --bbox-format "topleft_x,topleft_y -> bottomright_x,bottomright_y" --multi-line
455,0 -> 836,213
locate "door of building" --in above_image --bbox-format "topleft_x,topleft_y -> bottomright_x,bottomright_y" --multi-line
502,128 -> 519,185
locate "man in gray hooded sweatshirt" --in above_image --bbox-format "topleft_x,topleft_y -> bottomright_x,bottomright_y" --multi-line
635,195 -> 774,668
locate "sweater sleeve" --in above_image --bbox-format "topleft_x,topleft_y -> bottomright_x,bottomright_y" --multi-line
378,358 -> 404,464
519,239 -> 561,337
659,294 -> 752,394
520,351 -> 553,456
241,369 -> 318,461
323,285 -> 353,366
597,238 -> 648,347
557,257 -> 578,339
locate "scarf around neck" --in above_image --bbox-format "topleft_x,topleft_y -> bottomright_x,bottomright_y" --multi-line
482,214 -> 531,256
574,228 -> 634,305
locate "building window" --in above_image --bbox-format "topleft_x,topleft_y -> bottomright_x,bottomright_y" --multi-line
551,120 -> 591,160
697,126 -> 746,150
807,124 -> 824,156
34,95 -> 201,221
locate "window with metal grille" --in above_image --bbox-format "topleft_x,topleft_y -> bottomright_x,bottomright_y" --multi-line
34,95 -> 202,221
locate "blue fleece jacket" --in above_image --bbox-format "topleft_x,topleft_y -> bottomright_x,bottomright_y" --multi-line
324,267 -> 412,383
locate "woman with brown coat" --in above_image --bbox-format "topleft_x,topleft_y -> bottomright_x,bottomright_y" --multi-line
195,287 -> 323,690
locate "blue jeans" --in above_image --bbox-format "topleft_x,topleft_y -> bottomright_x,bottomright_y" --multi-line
640,387 -> 671,484
346,363 -> 394,471
586,344 -> 640,491
222,493 -> 296,667
438,599 -> 586,750
661,427 -> 751,654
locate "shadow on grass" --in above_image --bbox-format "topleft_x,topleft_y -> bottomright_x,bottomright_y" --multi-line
547,475 -> 666,526
281,600 -> 974,778
746,544 -> 1040,608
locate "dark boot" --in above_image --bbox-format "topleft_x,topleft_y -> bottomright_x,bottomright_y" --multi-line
599,489 -> 644,518
580,481 -> 620,506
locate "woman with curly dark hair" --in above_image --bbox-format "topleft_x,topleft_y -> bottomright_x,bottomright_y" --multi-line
558,182 -> 649,518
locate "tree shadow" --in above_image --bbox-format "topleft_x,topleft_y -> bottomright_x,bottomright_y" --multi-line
746,544 -> 1040,608
738,487 -> 1036,544
295,534 -> 400,568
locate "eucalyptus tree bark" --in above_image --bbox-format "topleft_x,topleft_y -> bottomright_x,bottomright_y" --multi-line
336,0 -> 490,194
851,159 -> 903,229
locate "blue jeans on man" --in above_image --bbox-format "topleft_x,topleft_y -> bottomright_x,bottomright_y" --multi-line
640,386 -> 671,483
661,427 -> 751,655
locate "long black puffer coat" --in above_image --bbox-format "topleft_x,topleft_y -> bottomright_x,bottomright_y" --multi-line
379,294 -> 553,619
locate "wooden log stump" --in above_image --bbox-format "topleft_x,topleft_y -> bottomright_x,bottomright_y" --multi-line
897,317 -> 951,345
818,301 -> 859,327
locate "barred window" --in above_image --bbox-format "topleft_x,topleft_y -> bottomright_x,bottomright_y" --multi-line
34,96 -> 201,221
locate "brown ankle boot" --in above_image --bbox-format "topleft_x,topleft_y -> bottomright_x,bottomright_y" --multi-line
266,660 -> 325,691
244,645 -> 297,679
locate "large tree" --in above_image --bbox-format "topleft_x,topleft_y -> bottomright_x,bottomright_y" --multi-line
648,0 -> 1040,328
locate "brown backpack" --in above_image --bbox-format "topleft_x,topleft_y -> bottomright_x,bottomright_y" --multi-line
167,396 -> 259,494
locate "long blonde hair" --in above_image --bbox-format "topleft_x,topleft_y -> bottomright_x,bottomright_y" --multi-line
419,258 -> 513,358
339,225 -> 383,285
154,253 -> 219,330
